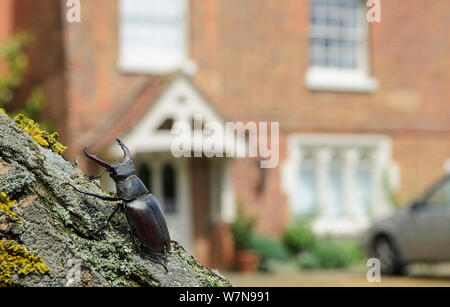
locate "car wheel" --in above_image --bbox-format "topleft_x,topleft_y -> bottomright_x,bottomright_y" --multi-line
373,236 -> 404,275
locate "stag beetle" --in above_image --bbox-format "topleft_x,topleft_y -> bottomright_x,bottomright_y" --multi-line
65,139 -> 171,273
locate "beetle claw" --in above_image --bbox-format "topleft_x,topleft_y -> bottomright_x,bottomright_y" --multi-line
116,139 -> 131,164
156,261 -> 168,274
84,148 -> 112,169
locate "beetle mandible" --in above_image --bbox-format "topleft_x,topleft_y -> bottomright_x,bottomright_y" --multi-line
65,139 -> 171,273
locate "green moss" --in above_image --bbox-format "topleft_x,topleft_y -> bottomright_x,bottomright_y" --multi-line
13,114 -> 67,154
0,192 -> 22,223
0,240 -> 50,287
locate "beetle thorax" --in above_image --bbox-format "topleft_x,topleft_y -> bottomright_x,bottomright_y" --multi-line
115,175 -> 149,201
109,161 -> 150,200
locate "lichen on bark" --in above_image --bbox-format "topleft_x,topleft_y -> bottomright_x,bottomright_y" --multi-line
0,240 -> 50,287
0,113 -> 232,287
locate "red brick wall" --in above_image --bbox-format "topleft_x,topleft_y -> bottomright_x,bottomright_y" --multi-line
191,0 -> 450,132
231,132 -> 289,236
0,0 -> 14,76
392,132 -> 450,202
0,0 -> 14,40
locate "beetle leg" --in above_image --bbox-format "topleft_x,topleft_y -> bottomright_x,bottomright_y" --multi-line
148,258 -> 168,274
142,252 -> 169,274
126,229 -> 140,247
105,205 -> 121,223
94,205 -> 122,234
126,230 -> 169,274
64,183 -> 124,202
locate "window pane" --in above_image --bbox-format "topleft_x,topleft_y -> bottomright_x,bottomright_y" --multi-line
310,38 -> 327,66
138,164 -> 152,193
298,155 -> 317,214
162,163 -> 177,214
340,40 -> 357,68
355,157 -> 372,217
326,156 -> 344,217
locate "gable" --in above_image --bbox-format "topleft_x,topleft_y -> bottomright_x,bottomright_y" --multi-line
111,75 -> 229,156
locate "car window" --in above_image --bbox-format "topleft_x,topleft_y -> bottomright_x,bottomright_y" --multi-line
426,178 -> 450,207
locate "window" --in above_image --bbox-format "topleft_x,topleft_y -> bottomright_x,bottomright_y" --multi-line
137,164 -> 152,193
306,0 -> 378,92
310,0 -> 363,69
119,0 -> 187,73
162,163 -> 177,213
284,134 -> 394,219
283,134 -> 395,235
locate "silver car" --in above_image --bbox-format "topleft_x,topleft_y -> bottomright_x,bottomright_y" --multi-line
363,174 -> 450,275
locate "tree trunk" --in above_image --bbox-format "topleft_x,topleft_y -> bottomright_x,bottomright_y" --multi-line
0,113 -> 232,287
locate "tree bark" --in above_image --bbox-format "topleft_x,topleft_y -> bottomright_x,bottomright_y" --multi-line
0,113 -> 232,287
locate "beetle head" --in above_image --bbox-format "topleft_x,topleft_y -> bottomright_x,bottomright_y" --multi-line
84,139 -> 136,182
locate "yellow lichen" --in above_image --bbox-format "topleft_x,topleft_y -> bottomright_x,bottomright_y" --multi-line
13,114 -> 68,154
0,240 -> 50,287
0,192 -> 22,223
0,108 -> 5,114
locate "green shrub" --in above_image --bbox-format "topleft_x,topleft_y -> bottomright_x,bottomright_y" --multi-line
230,205 -> 257,250
298,240 -> 363,270
282,224 -> 316,255
249,235 -> 290,272
250,235 -> 290,261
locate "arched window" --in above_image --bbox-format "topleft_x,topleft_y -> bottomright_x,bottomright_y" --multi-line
137,164 -> 152,193
162,163 -> 177,213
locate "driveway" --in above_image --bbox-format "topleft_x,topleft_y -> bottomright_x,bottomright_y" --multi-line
223,264 -> 450,287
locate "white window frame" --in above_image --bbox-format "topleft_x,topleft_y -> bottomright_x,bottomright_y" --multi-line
282,133 -> 396,236
305,0 -> 378,93
118,0 -> 191,74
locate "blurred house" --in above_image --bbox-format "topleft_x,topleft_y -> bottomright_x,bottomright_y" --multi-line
1,0 -> 450,269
